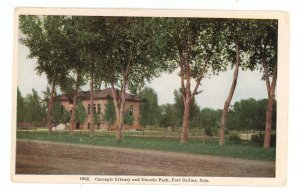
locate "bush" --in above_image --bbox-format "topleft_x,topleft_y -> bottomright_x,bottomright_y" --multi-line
251,132 -> 276,147
228,131 -> 242,144
204,128 -> 214,137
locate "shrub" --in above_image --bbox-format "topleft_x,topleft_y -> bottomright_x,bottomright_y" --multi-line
204,128 -> 214,137
228,131 -> 242,144
251,133 -> 264,146
251,132 -> 276,147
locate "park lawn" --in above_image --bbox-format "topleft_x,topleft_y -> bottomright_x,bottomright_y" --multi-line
17,131 -> 275,161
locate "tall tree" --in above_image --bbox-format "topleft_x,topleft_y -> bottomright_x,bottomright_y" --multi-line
138,87 -> 160,127
249,20 -> 278,149
104,17 -> 167,142
60,16 -> 91,133
19,16 -> 69,134
74,17 -> 108,135
219,19 -> 253,146
161,18 -> 225,143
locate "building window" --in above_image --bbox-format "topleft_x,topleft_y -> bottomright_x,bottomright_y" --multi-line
97,104 -> 101,114
129,105 -> 133,116
93,104 -> 96,114
88,104 -> 91,114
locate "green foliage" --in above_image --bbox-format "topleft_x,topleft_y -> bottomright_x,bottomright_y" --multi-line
173,89 -> 200,127
204,128 -> 214,137
159,18 -> 227,77
138,87 -> 160,126
93,113 -> 100,124
103,100 -> 116,125
123,111 -> 134,126
104,17 -> 169,95
200,108 -> 222,136
19,15 -> 69,86
228,131 -> 242,144
52,100 -> 63,125
251,132 -> 276,147
24,89 -> 46,125
248,19 -> 278,75
158,104 -> 177,128
227,98 -> 276,131
75,101 -> 87,125
17,87 -> 26,123
61,108 -> 70,125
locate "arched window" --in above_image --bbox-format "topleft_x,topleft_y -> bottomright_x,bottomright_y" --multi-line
88,104 -> 91,114
97,104 -> 101,114
93,104 -> 96,114
129,105 -> 133,116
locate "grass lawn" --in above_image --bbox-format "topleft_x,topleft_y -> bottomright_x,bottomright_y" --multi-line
17,131 -> 275,161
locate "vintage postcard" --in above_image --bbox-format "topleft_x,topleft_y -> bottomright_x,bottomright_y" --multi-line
12,8 -> 289,186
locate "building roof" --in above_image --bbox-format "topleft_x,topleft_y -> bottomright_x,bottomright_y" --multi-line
58,88 -> 142,102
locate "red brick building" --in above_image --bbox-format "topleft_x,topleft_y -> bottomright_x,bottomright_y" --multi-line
58,88 -> 142,130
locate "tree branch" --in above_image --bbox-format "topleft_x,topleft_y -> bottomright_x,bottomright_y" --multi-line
262,56 -> 271,98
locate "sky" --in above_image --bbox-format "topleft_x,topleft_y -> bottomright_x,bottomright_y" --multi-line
18,42 -> 268,110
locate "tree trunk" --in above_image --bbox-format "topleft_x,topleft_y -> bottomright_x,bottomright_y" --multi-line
263,70 -> 277,149
89,71 -> 95,135
117,87 -> 126,142
263,95 -> 275,149
111,83 -> 122,142
219,40 -> 240,146
180,52 -> 192,144
70,72 -> 81,133
47,82 -> 56,135
181,99 -> 191,144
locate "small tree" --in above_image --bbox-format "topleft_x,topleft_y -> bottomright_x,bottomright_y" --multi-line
103,100 -> 116,127
159,104 -> 177,129
61,108 -> 70,130
200,108 -> 221,137
17,87 -> 26,123
75,101 -> 87,129
52,100 -> 63,129
25,89 -> 46,125
123,111 -> 134,126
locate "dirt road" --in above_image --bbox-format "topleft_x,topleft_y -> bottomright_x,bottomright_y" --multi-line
15,139 -> 275,177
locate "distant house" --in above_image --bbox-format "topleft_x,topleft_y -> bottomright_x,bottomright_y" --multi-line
58,88 -> 142,130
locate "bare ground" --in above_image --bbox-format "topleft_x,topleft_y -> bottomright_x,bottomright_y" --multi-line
15,139 -> 275,177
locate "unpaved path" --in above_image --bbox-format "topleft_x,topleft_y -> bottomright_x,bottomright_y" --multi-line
15,139 -> 275,177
